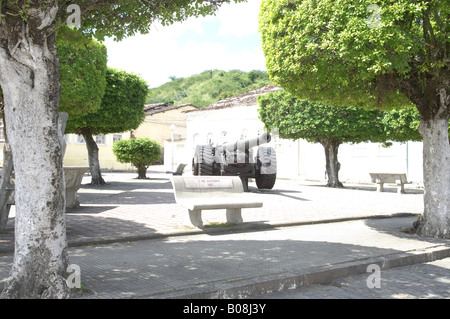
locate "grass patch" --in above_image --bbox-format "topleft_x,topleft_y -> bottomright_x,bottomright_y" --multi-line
204,222 -> 237,228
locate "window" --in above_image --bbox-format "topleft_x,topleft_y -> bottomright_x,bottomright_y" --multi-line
113,134 -> 123,143
76,135 -> 86,144
74,134 -> 106,145
95,134 -> 106,145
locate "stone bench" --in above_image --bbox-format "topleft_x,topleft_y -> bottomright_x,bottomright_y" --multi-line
64,166 -> 90,208
1,166 -> 89,208
171,176 -> 263,227
369,173 -> 410,194
166,163 -> 187,176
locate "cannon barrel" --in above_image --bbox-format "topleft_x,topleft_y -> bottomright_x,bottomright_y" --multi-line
218,133 -> 271,153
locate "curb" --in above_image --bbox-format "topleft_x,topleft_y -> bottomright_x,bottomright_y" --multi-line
139,244 -> 450,299
66,213 -> 420,248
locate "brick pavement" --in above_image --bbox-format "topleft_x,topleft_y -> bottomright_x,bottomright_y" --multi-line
0,169 -> 424,253
253,257 -> 450,299
0,170 -> 447,300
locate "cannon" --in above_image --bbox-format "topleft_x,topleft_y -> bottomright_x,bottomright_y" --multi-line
192,133 -> 277,191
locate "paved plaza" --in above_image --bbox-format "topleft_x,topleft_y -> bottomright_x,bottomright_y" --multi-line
0,167 -> 448,300
0,167 -> 426,253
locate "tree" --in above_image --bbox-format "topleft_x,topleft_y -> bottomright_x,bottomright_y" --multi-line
113,138 -> 161,179
0,29 -> 107,231
66,68 -> 148,185
259,0 -> 449,238
0,0 -> 241,299
58,28 -> 109,183
381,107 -> 422,143
381,106 -> 449,143
258,90 -> 385,187
58,28 -> 108,119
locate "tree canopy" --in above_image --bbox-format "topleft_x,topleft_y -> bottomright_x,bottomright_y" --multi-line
0,1 -> 245,41
66,68 -> 148,135
113,137 -> 162,179
259,0 -> 449,116
73,0 -> 246,41
57,28 -> 108,117
258,90 -> 385,144
66,67 -> 148,185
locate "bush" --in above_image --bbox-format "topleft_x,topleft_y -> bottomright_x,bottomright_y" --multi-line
113,138 -> 161,179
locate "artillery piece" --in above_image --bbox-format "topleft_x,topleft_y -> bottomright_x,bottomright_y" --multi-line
192,133 -> 277,191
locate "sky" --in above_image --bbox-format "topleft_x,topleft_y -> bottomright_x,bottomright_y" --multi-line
104,0 -> 266,89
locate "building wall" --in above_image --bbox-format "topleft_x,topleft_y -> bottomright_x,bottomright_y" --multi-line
298,140 -> 423,184
185,104 -> 424,184
63,132 -> 133,171
0,132 -> 133,171
164,139 -> 187,172
133,105 -> 197,156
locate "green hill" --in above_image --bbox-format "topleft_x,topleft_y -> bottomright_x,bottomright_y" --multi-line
146,69 -> 271,107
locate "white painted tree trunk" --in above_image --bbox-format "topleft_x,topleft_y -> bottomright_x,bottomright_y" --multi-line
0,16 -> 70,298
415,118 -> 450,238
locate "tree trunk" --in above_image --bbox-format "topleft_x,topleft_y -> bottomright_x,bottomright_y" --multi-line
320,139 -> 344,188
0,16 -> 70,298
0,129 -> 14,232
0,113 -> 14,231
414,117 -> 450,238
137,165 -> 147,179
79,128 -> 105,185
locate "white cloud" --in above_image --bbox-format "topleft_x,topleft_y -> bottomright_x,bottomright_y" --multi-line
104,0 -> 266,88
216,0 -> 261,37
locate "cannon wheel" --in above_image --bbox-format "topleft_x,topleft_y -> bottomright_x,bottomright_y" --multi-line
255,147 -> 277,189
193,145 -> 214,176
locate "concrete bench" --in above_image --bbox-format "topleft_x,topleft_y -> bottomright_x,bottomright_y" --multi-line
171,176 -> 263,227
369,173 -> 410,194
166,163 -> 187,176
64,166 -> 90,208
1,166 -> 89,208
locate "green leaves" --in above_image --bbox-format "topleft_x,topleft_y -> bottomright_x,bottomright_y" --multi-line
66,68 -> 148,135
112,137 -> 161,168
58,28 -> 108,117
69,0 -> 246,42
258,90 -> 450,144
259,0 -> 448,110
257,90 -> 385,144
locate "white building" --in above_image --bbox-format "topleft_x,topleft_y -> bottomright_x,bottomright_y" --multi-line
181,85 -> 424,184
